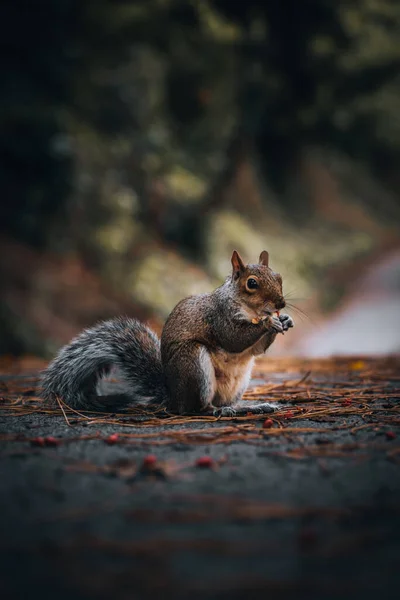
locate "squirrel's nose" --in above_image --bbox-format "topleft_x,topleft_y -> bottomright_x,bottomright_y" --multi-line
276,299 -> 286,310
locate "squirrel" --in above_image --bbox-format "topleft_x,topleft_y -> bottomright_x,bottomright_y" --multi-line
40,250 -> 294,416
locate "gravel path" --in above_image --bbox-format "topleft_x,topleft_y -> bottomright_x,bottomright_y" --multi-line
1,356 -> 399,600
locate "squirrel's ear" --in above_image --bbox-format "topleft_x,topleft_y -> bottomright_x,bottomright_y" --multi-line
259,250 -> 269,267
231,250 -> 245,280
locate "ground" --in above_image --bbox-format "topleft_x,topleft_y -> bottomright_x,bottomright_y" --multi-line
0,355 -> 399,600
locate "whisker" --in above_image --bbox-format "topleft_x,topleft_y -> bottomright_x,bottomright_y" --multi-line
285,302 -> 315,326
287,307 -> 308,323
283,289 -> 298,299
286,303 -> 310,319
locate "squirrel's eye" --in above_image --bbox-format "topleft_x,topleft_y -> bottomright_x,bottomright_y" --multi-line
246,278 -> 259,290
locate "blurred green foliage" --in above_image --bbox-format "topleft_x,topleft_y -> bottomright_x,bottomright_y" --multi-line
2,0 -> 400,245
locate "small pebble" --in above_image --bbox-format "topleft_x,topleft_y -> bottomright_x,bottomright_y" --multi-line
299,528 -> 318,548
315,438 -> 330,445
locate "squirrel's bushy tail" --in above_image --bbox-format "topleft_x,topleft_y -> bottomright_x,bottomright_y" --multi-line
40,317 -> 168,412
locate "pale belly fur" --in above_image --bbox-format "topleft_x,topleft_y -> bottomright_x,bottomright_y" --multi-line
209,349 -> 254,407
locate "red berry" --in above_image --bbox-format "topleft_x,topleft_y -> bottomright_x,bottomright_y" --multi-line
284,411 -> 294,419
31,437 -> 45,447
142,454 -> 157,467
44,436 -> 60,447
341,399 -> 352,407
263,419 -> 274,429
196,456 -> 214,468
386,431 -> 396,440
105,433 -> 119,445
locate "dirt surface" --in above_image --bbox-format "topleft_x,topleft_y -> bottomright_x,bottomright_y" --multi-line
1,356 -> 399,600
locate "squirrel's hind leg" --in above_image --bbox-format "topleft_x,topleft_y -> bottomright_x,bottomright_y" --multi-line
164,344 -> 216,415
212,360 -> 276,417
213,377 -> 277,417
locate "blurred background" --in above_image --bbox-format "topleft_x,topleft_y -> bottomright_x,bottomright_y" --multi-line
1,0 -> 399,359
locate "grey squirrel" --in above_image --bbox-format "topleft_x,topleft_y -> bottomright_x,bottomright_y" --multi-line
41,250 -> 294,416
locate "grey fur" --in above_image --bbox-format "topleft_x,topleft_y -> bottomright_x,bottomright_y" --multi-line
40,252 -> 294,415
40,317 -> 167,411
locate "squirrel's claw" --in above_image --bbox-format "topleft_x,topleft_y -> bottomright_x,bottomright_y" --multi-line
278,314 -> 294,331
213,406 -> 237,418
213,403 -> 277,417
270,315 -> 284,334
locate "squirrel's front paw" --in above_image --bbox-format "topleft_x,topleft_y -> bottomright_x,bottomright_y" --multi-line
279,314 -> 294,332
269,315 -> 284,334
